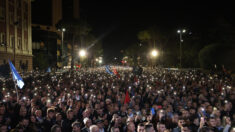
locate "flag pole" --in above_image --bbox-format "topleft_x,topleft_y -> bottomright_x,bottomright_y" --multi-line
14,80 -> 19,103
8,60 -> 24,103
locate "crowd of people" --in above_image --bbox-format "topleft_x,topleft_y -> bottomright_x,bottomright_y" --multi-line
0,66 -> 234,132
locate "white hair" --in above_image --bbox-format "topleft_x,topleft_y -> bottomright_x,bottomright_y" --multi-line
89,125 -> 99,132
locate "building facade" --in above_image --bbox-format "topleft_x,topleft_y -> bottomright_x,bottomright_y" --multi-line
0,0 -> 32,71
31,0 -> 79,69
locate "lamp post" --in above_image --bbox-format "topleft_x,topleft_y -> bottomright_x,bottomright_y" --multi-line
150,49 -> 159,68
79,49 -> 86,57
177,29 -> 186,68
57,28 -> 66,68
79,49 -> 87,67
61,28 -> 66,67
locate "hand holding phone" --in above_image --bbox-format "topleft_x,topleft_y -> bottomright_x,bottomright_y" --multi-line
200,117 -> 205,128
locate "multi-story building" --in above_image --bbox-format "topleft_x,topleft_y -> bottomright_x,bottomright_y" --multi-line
0,0 -> 32,71
31,0 -> 79,69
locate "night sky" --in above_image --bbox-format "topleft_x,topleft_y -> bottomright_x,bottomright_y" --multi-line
32,1 -> 235,62
80,1 -> 234,61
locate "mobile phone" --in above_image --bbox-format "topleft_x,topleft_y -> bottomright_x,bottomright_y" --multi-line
201,108 -> 205,111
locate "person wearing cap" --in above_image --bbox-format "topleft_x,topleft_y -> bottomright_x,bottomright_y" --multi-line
51,124 -> 62,132
72,121 -> 81,132
42,108 -> 55,132
62,109 -> 75,132
105,98 -> 112,106
82,118 -> 92,132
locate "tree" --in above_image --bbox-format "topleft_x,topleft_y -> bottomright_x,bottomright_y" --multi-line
199,44 -> 235,71
137,26 -> 169,66
56,18 -> 92,69
33,52 -> 49,70
78,34 -> 103,67
137,30 -> 151,47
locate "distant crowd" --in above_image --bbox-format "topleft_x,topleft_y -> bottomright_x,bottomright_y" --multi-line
0,66 -> 234,132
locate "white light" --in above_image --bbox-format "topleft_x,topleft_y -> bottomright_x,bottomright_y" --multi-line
182,29 -> 186,33
79,49 -> 86,57
47,99 -> 51,103
62,28 -> 66,32
151,50 -> 158,57
177,30 -> 181,33
99,59 -> 102,64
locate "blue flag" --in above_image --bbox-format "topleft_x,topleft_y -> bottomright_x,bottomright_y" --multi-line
151,107 -> 155,115
105,65 -> 113,75
8,60 -> 24,89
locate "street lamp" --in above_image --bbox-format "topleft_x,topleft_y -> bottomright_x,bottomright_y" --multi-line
151,49 -> 159,57
79,49 -> 86,57
177,29 -> 186,68
57,28 -> 66,68
150,49 -> 159,68
61,28 -> 66,58
98,59 -> 102,64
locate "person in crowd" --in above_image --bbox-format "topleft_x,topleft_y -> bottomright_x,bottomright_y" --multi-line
137,123 -> 145,132
51,124 -> 62,132
96,119 -> 105,132
90,125 -> 99,132
126,121 -> 135,132
144,123 -> 155,132
42,108 -> 55,131
173,117 -> 185,132
62,109 -> 75,131
72,121 -> 81,132
0,66 -> 233,132
0,124 -> 7,132
82,118 -> 92,132
156,121 -> 166,132
111,127 -> 120,132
